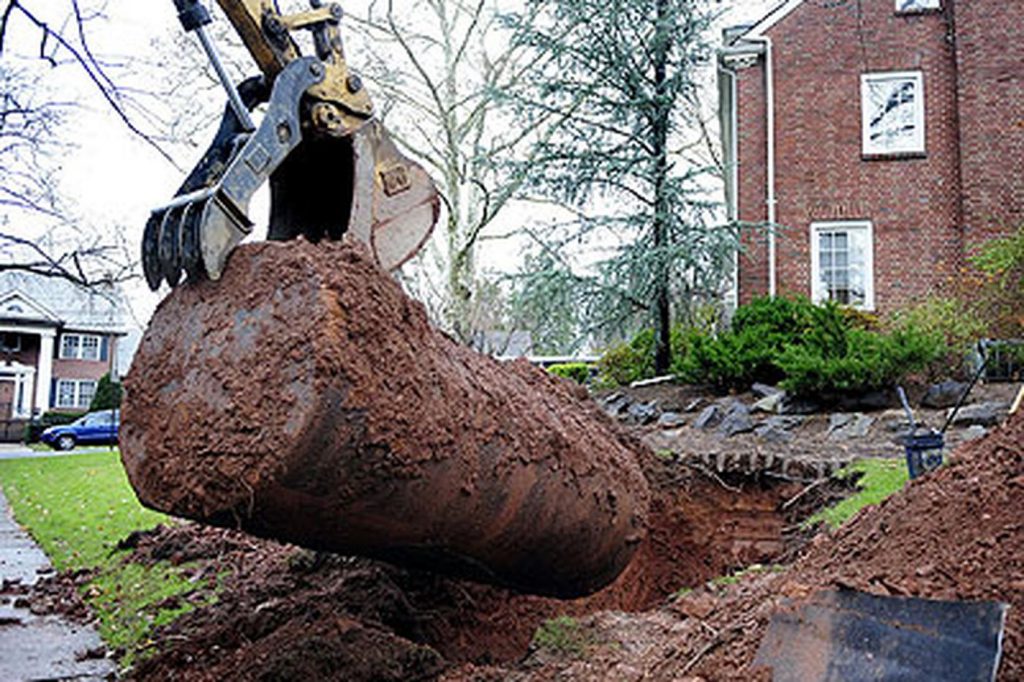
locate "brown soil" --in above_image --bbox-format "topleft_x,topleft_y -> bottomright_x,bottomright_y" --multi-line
126,455 -> 807,681
122,240 -> 647,598
473,408 -> 1024,681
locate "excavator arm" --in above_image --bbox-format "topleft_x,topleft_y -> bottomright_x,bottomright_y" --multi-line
142,0 -> 439,290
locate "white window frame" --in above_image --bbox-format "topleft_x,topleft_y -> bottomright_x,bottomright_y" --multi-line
861,71 -> 925,156
59,333 -> 102,361
810,221 -> 876,311
55,379 -> 98,409
895,0 -> 940,12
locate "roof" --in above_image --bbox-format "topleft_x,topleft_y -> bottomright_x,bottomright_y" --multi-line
730,0 -> 806,42
0,272 -> 129,334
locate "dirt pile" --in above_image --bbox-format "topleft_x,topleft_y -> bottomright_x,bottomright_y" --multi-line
495,407 -> 1024,680
121,240 -> 648,598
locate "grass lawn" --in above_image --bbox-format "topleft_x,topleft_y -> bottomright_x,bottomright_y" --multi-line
806,457 -> 910,529
0,450 -> 213,666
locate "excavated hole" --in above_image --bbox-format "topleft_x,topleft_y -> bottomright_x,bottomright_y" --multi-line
397,462 -> 854,666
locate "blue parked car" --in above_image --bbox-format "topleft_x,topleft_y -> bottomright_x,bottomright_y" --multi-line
40,409 -> 120,451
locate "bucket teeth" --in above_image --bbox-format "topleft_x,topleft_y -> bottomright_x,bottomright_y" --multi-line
142,211 -> 165,291
142,58 -> 323,291
181,200 -> 206,282
159,205 -> 186,288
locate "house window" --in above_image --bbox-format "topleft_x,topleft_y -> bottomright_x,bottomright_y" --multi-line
55,379 -> 97,409
861,71 -> 925,156
61,335 -> 79,359
80,336 -> 100,361
59,333 -> 103,361
810,222 -> 875,310
896,0 -> 940,12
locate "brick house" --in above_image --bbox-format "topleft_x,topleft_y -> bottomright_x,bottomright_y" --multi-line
0,272 -> 131,419
718,0 -> 1023,312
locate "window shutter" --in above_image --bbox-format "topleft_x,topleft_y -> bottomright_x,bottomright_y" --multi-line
49,378 -> 56,408
100,337 -> 109,362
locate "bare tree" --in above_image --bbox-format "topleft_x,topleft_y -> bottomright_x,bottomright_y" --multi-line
345,0 -> 576,340
0,0 -> 169,286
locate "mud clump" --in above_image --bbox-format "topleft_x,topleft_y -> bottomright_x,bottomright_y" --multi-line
121,239 -> 648,599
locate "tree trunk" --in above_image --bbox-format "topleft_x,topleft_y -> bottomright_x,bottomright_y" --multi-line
121,240 -> 649,598
651,0 -> 673,375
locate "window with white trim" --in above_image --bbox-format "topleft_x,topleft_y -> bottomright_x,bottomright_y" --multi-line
896,0 -> 940,12
55,379 -> 98,409
861,71 -> 925,156
59,333 -> 102,361
811,222 -> 875,310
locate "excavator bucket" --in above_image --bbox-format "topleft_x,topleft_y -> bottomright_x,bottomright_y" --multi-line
754,589 -> 1007,681
143,58 -> 439,291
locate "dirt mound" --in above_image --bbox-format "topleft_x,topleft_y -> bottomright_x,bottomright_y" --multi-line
501,409 -> 1024,680
122,240 -> 648,598
127,459 -> 806,681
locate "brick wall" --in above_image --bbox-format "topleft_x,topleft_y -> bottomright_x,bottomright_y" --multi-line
954,0 -> 1024,253
735,54 -> 770,303
732,0 -> 1017,312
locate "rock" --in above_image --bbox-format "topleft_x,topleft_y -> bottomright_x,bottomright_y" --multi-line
838,390 -> 895,411
947,401 -> 1009,427
657,412 -> 685,429
718,402 -> 755,438
921,380 -> 971,409
627,401 -> 659,425
762,415 -> 805,431
693,405 -> 722,430
752,392 -> 784,414
683,398 -> 705,413
959,425 -> 989,442
828,413 -> 875,440
778,394 -> 821,415
828,413 -> 855,433
601,392 -> 630,418
752,383 -> 783,399
756,425 -> 794,444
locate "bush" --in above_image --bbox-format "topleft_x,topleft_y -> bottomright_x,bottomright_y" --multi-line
547,363 -> 591,385
24,411 -> 81,443
777,326 -> 944,396
89,374 -> 123,412
594,326 -> 692,388
676,296 -> 832,389
594,329 -> 656,388
889,297 -> 987,380
676,295 -> 946,395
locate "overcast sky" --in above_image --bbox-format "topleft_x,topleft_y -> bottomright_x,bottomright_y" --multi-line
10,0 -> 778,327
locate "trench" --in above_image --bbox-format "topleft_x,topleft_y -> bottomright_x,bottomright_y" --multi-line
389,464 -> 841,666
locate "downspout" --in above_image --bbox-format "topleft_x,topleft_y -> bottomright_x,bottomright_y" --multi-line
717,57 -> 740,311
746,36 -> 777,297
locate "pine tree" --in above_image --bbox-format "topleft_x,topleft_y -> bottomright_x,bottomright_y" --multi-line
89,373 -> 123,412
503,0 -> 736,372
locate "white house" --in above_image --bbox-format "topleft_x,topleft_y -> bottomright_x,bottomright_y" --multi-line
0,272 -> 133,419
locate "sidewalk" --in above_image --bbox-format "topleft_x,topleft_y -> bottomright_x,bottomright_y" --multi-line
0,489 -> 115,680
0,443 -> 118,461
